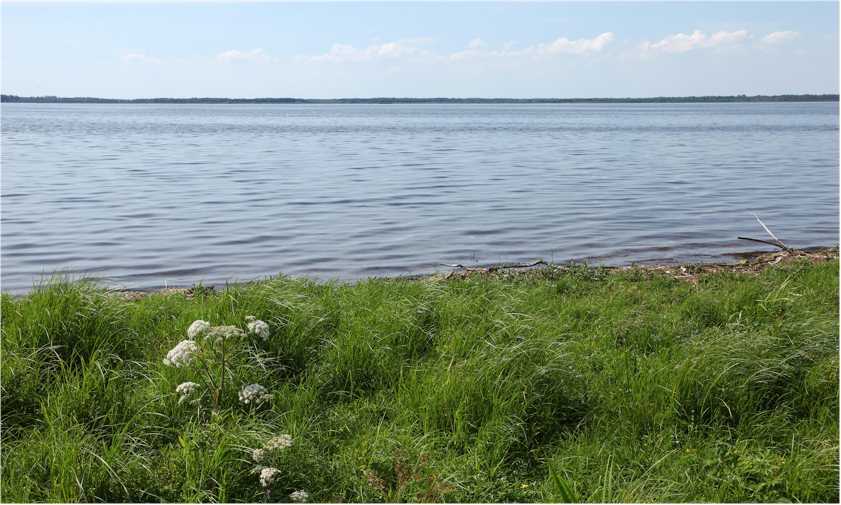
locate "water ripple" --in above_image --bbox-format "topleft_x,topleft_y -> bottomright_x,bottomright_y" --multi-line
1,102 -> 838,294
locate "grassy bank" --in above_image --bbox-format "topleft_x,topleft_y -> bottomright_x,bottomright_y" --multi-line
1,258 -> 838,502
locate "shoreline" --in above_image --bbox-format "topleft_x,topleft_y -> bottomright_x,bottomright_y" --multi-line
4,246 -> 836,300
85,245 -> 836,301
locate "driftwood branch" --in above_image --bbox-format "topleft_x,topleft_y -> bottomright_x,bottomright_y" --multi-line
487,259 -> 546,272
738,213 -> 792,252
440,259 -> 547,276
737,236 -> 789,250
439,260 -> 547,272
752,213 -> 789,250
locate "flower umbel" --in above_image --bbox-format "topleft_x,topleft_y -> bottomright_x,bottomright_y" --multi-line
239,383 -> 271,405
259,467 -> 280,488
205,325 -> 245,346
246,315 -> 271,340
251,448 -> 266,463
163,340 -> 199,367
186,320 -> 211,340
290,490 -> 309,502
175,381 -> 200,404
265,434 -> 293,450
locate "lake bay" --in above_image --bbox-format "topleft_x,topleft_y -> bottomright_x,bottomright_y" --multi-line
1,102 -> 838,293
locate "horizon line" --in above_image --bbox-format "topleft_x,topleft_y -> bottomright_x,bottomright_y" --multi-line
2,93 -> 839,104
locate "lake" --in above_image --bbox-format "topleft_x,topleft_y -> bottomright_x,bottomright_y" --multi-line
1,102 -> 838,294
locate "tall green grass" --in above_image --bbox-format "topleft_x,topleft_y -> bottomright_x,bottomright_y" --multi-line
2,260 -> 838,502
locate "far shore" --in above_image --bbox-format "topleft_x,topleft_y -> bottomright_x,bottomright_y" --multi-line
2,93 -> 839,105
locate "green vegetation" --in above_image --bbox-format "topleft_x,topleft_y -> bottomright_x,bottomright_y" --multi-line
2,260 -> 838,502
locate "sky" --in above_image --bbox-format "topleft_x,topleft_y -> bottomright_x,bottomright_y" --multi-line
1,1 -> 838,98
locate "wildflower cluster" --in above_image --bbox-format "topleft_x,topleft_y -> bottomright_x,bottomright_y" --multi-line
250,433 -> 293,463
250,434 -> 307,499
246,315 -> 271,340
164,317 -> 274,412
265,434 -> 293,450
239,383 -> 271,405
290,490 -> 309,502
186,319 -> 211,339
204,325 -> 245,346
259,467 -> 280,488
251,448 -> 267,463
163,340 -> 198,367
175,381 -> 200,404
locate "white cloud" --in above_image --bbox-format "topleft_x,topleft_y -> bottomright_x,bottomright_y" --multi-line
307,33 -> 614,64
305,40 -> 432,63
449,32 -> 615,61
467,38 -> 486,50
121,52 -> 161,64
532,32 -> 615,55
216,48 -> 271,63
640,29 -> 749,54
449,44 -> 488,61
762,31 -> 799,45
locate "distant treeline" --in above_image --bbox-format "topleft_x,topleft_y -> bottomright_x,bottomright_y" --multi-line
2,94 -> 838,104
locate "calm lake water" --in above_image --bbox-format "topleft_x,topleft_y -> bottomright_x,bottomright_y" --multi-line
1,102 -> 838,293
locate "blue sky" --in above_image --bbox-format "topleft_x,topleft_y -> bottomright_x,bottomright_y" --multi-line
2,1 -> 838,98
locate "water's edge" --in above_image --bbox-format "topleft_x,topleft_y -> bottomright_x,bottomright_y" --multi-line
7,245 -> 834,298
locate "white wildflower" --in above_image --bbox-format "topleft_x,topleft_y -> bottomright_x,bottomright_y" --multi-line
251,448 -> 266,463
175,381 -> 199,403
290,490 -> 309,502
259,466 -> 280,488
239,383 -> 271,405
265,434 -> 293,450
163,340 -> 199,367
187,320 -> 211,339
205,325 -> 245,346
246,316 -> 270,340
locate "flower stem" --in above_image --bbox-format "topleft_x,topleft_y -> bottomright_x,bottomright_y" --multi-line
218,336 -> 226,412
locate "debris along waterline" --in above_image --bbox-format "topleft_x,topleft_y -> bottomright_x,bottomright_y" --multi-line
101,246 -> 838,301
